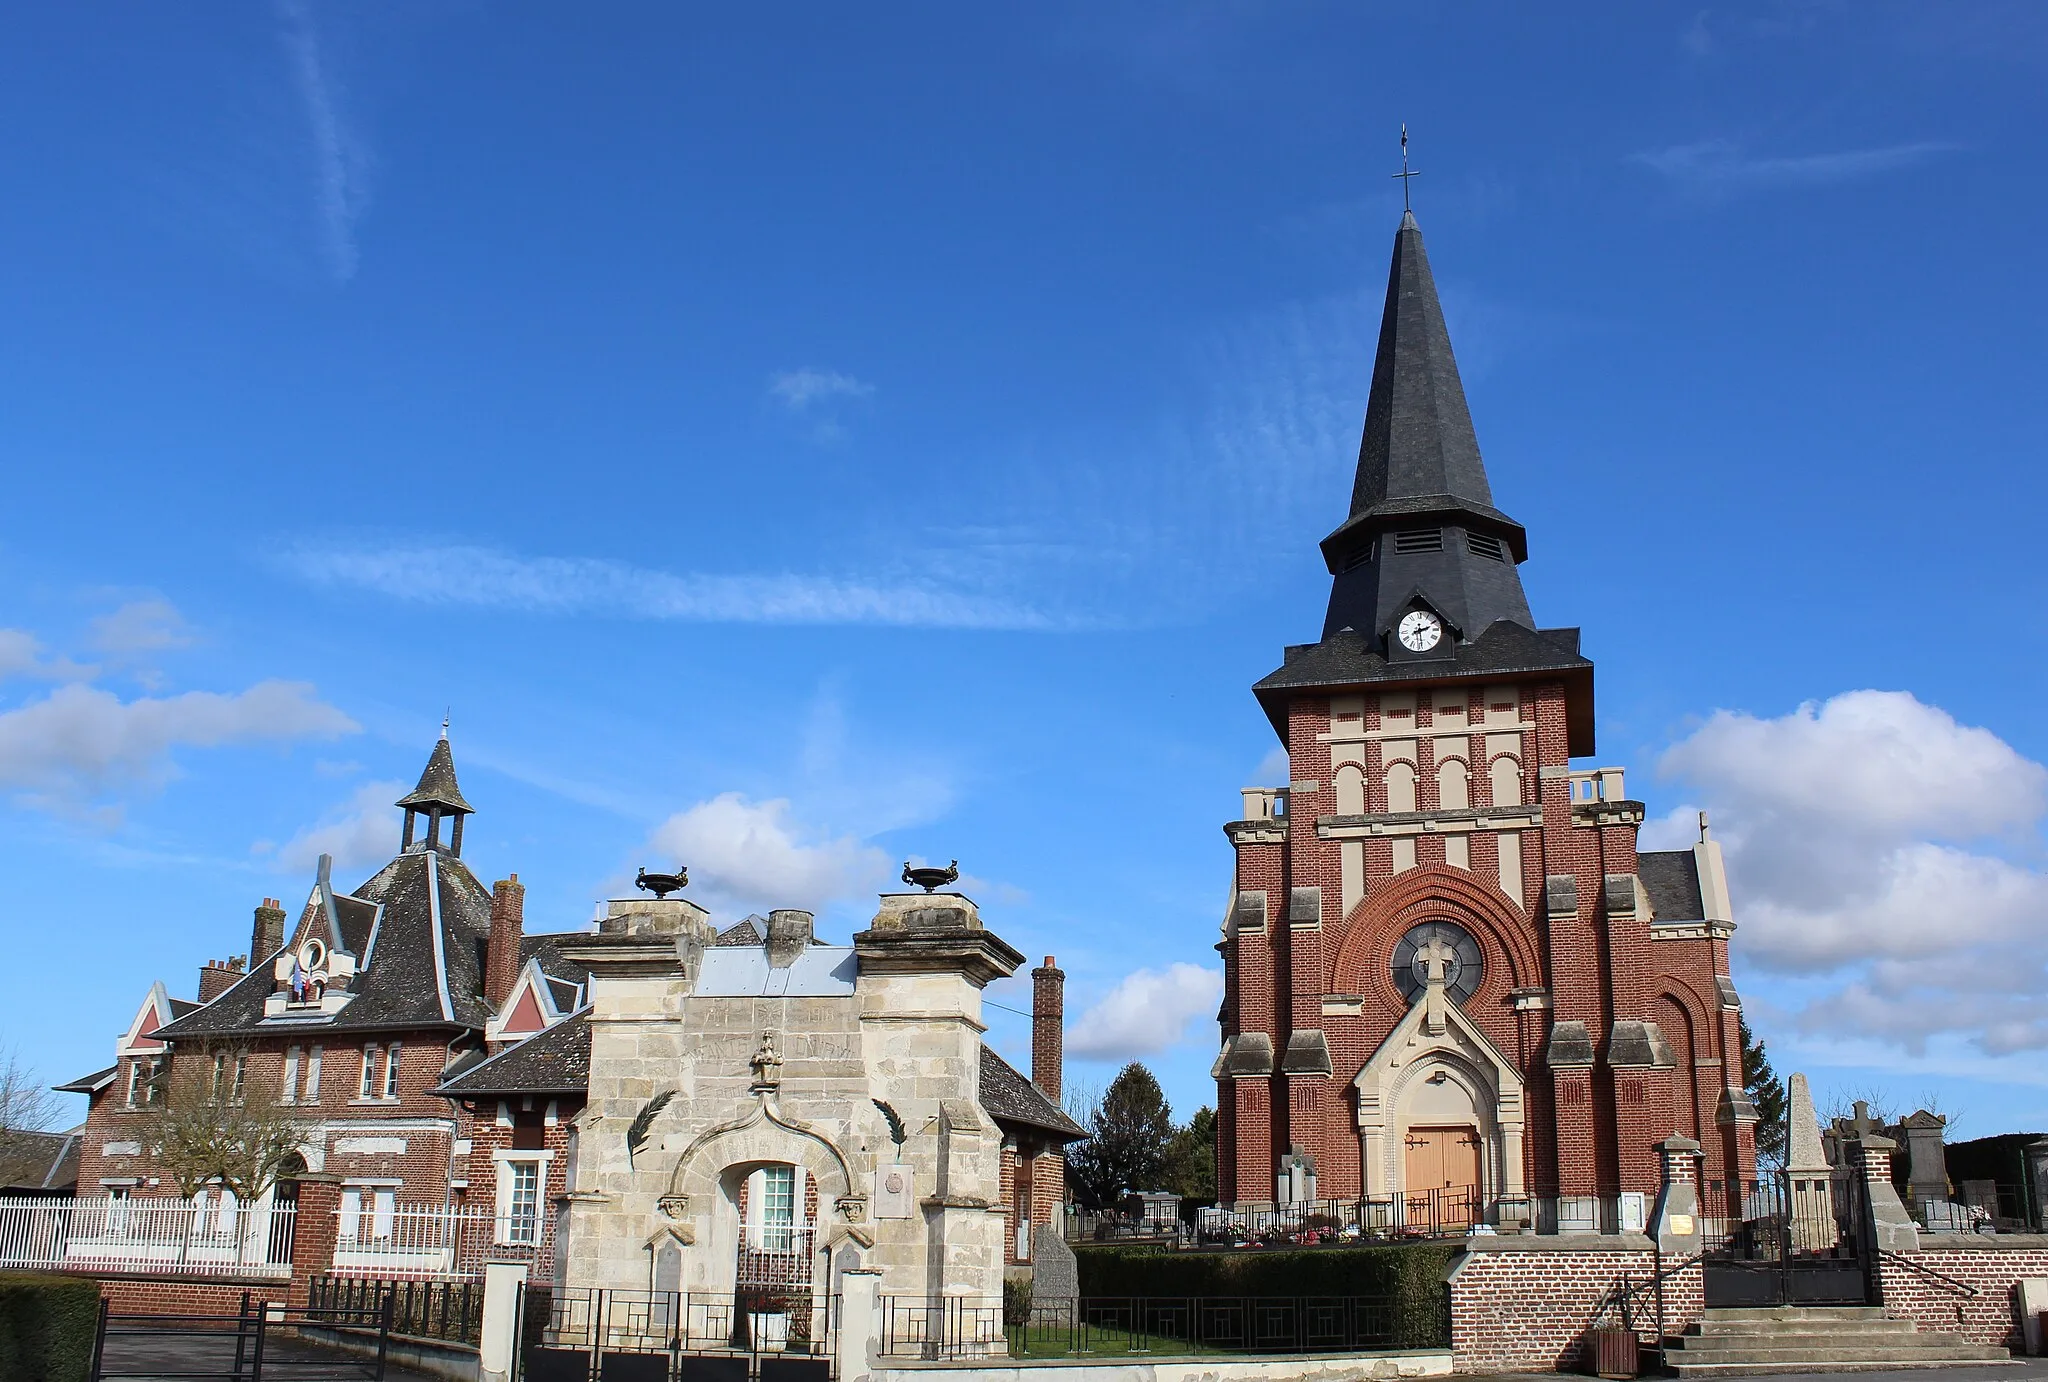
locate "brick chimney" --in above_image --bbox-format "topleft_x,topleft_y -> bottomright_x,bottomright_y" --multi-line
197,955 -> 246,1004
1032,955 -> 1064,1102
251,897 -> 287,962
486,875 -> 525,1011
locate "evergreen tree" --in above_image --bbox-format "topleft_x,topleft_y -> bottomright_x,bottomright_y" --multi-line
1740,1014 -> 1789,1168
1161,1106 -> 1217,1204
1064,1063 -> 1174,1209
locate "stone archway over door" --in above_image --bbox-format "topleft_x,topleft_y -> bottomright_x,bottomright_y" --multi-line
1355,990 -> 1525,1226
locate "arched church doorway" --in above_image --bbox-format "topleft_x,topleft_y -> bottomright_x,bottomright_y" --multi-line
1403,1125 -> 1481,1230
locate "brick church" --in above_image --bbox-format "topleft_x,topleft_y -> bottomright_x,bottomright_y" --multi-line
1216,210 -> 1756,1233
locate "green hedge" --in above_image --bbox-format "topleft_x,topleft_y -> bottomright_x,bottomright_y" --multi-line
0,1274 -> 100,1382
1075,1243 -> 1454,1348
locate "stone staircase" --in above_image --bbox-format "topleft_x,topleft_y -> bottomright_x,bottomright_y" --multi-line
1663,1306 -> 2013,1376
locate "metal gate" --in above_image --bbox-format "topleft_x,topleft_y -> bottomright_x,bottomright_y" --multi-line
90,1289 -> 394,1381
1700,1161 -> 1872,1308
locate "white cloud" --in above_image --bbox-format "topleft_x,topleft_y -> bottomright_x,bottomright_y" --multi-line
90,599 -> 195,657
1658,690 -> 2048,1055
276,0 -> 371,282
275,778 -> 405,873
644,793 -> 892,916
769,368 -> 874,411
285,541 -> 1066,630
0,631 -> 47,681
1631,139 -> 1956,196
1067,963 -> 1223,1061
0,680 -> 359,805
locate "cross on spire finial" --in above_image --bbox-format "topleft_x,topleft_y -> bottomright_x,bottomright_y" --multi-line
441,709 -> 450,741
1392,123 -> 1419,212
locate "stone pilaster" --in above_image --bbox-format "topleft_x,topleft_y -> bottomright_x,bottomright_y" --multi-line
1650,1135 -> 1702,1254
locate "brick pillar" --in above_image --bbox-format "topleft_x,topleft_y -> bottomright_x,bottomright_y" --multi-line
288,1175 -> 343,1309
1031,957 -> 1064,1103
1651,1135 -> 1702,1253
486,875 -> 525,1012
1854,1134 -> 1920,1253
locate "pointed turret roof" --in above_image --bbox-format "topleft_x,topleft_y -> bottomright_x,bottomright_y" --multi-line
1319,211 -> 1535,645
396,733 -> 473,815
1255,210 -> 1597,756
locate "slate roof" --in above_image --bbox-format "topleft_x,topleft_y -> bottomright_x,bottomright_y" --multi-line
158,850 -> 583,1040
434,1011 -> 592,1097
0,1128 -> 81,1194
521,933 -> 591,1011
1639,851 -> 1706,923
978,1047 -> 1086,1141
714,919 -> 764,947
1317,212 -> 1538,647
1253,620 -> 1597,755
53,1065 -> 117,1095
396,737 -> 474,814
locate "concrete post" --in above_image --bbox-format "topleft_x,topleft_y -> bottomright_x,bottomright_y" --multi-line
478,1262 -> 529,1382
837,1268 -> 882,1382
1855,1134 -> 1920,1253
1650,1135 -> 1702,1254
287,1175 -> 343,1310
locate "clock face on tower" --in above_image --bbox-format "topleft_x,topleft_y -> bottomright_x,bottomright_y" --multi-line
1397,609 -> 1443,652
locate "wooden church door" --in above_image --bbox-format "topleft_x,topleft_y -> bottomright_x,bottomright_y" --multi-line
1404,1126 -> 1482,1227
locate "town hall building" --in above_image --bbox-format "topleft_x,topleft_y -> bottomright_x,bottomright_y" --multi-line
1216,210 -> 1755,1234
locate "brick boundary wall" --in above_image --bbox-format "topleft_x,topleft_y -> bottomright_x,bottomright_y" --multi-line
1446,1238 -> 1702,1374
1877,1240 -> 2048,1351
82,1273 -> 291,1316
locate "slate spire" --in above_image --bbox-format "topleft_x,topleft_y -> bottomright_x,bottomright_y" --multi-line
396,729 -> 474,856
1320,211 -> 1536,646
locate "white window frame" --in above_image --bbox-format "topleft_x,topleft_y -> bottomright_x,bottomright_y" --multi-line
491,1149 -> 555,1247
304,1046 -> 323,1102
381,1043 -> 401,1099
231,1055 -> 248,1104
281,1047 -> 301,1103
359,1044 -> 379,1099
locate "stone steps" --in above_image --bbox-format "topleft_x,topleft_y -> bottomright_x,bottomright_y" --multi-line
1663,1306 -> 2012,1376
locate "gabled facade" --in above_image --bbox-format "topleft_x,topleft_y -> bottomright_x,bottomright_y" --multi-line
56,733 -> 588,1231
1218,211 -> 1755,1232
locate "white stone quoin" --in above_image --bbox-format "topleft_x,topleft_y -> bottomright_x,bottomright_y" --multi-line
557,889 -> 1022,1313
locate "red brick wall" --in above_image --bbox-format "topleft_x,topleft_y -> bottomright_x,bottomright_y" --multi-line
1448,1246 -> 1702,1373
73,1036 -> 466,1198
1222,671 -> 1750,1212
86,1275 -> 291,1316
1878,1245 -> 2048,1350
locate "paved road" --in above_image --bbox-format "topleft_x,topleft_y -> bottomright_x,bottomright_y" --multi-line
95,1323 -> 440,1381
1482,1365 -> 2048,1382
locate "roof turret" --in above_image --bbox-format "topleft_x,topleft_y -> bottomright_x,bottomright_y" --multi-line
397,727 -> 473,856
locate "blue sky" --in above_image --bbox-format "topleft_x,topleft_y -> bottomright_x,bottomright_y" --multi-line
3,2 -> 2046,1141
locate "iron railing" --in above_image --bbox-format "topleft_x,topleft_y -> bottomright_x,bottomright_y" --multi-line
541,1286 -> 833,1359
328,1200 -> 556,1281
881,1294 -> 1450,1360
309,1274 -> 485,1344
0,1193 -> 295,1278
1194,1187 -> 1478,1246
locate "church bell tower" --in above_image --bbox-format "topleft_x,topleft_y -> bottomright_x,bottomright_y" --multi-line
1216,210 -> 1754,1232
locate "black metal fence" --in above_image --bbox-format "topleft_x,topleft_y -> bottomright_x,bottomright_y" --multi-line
90,1289 -> 394,1381
308,1274 -> 484,1345
1194,1187 -> 1478,1247
1699,1165 -> 1871,1307
880,1294 -> 1450,1360
526,1287 -> 836,1382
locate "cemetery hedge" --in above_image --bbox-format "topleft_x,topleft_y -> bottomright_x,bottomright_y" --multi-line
0,1273 -> 99,1382
1074,1243 -> 1454,1347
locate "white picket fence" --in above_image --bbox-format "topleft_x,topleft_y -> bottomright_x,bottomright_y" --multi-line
332,1200 -> 554,1280
0,1194 -> 554,1283
0,1194 -> 295,1278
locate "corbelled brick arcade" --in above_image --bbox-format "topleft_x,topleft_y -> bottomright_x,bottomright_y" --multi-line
1216,210 -> 1757,1231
